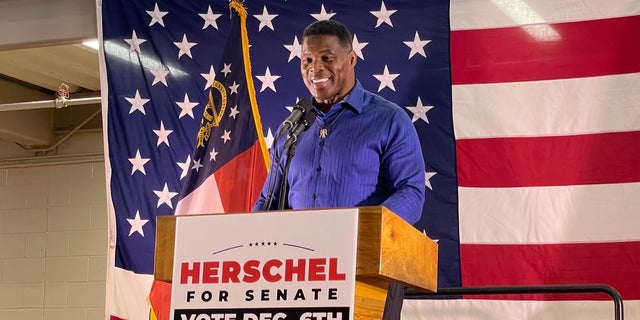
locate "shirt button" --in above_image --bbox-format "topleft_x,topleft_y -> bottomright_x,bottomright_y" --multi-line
316,167 -> 322,172
319,141 -> 324,146
312,194 -> 318,199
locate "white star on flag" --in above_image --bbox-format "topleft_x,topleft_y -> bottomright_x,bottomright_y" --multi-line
124,30 -> 146,54
127,210 -> 149,236
284,36 -> 302,62
264,128 -> 274,149
128,149 -> 150,175
146,3 -> 168,27
173,34 -> 197,59
153,121 -> 173,147
256,67 -> 280,92
221,63 -> 232,77
209,148 -> 218,161
229,81 -> 240,95
150,63 -> 169,86
201,65 -> 216,90
125,90 -> 150,115
371,1 -> 397,28
221,130 -> 232,144
404,31 -> 431,59
191,158 -> 203,172
311,5 -> 336,21
373,64 -> 399,92
229,105 -> 240,119
253,6 -> 277,31
176,93 -> 199,119
425,171 -> 437,190
153,183 -> 178,209
406,97 -> 434,124
176,155 -> 191,180
199,5 -> 222,30
352,34 -> 369,60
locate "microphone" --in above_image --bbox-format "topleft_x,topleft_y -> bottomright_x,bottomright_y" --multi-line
283,103 -> 316,149
278,98 -> 313,136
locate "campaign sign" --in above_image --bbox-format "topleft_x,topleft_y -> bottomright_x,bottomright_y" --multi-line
170,208 -> 359,320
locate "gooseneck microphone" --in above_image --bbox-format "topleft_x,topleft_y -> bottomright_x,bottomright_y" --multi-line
278,98 -> 313,136
263,98 -> 315,211
283,102 -> 316,149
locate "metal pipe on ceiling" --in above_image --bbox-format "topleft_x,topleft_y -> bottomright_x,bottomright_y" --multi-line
0,96 -> 101,112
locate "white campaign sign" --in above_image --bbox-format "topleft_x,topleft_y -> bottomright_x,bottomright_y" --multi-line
170,208 -> 359,320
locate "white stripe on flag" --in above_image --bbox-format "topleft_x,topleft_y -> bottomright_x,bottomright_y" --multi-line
106,267 -> 153,320
459,182 -> 640,243
453,72 -> 640,138
402,299 -> 639,320
450,0 -> 640,30
174,174 -> 224,215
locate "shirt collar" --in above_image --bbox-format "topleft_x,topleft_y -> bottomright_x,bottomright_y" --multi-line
312,80 -> 366,116
342,80 -> 365,114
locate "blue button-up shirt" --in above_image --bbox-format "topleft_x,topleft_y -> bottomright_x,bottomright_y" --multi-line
254,81 -> 425,224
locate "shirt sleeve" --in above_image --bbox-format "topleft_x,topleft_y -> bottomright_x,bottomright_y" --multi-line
379,108 -> 426,224
253,138 -> 285,211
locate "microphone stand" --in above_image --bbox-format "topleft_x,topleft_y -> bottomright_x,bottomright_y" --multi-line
277,141 -> 297,210
267,99 -> 315,211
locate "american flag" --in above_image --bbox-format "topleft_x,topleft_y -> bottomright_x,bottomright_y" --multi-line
98,0 -> 640,319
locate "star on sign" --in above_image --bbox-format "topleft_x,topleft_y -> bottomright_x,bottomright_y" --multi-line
146,3 -> 168,27
128,149 -> 150,175
370,1 -> 397,28
284,36 -> 302,62
191,158 -> 203,172
311,4 -> 336,21
150,63 -> 169,86
177,155 -> 191,180
153,121 -> 173,147
176,93 -> 199,119
406,97 -> 434,124
173,34 -> 197,59
373,64 -> 399,92
127,210 -> 149,237
199,5 -> 222,30
256,67 -> 281,92
125,30 -> 147,54
201,65 -> 216,90
153,183 -> 178,209
425,171 -> 437,190
221,130 -> 232,144
253,6 -> 277,31
229,81 -> 240,95
404,31 -> 431,59
229,105 -> 240,119
125,90 -> 150,115
221,63 -> 232,77
352,34 -> 369,60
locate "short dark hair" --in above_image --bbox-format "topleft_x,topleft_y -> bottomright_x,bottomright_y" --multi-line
302,20 -> 352,50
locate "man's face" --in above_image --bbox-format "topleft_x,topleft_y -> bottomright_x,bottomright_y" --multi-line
301,34 -> 356,106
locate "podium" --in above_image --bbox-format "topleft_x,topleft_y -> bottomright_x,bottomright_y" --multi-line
155,206 -> 438,319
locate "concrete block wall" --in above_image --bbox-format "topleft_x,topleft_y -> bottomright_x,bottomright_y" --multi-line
0,162 -> 107,320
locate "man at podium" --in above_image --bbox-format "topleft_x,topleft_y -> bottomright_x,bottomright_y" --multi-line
253,20 -> 426,319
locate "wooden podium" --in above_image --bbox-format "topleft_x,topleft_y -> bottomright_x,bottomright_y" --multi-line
155,206 -> 438,319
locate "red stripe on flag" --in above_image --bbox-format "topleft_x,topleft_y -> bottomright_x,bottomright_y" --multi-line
214,141 -> 267,213
148,280 -> 171,320
457,131 -> 640,187
451,15 -> 640,84
460,241 -> 640,300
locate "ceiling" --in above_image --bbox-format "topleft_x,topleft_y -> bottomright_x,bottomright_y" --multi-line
0,0 -> 102,163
